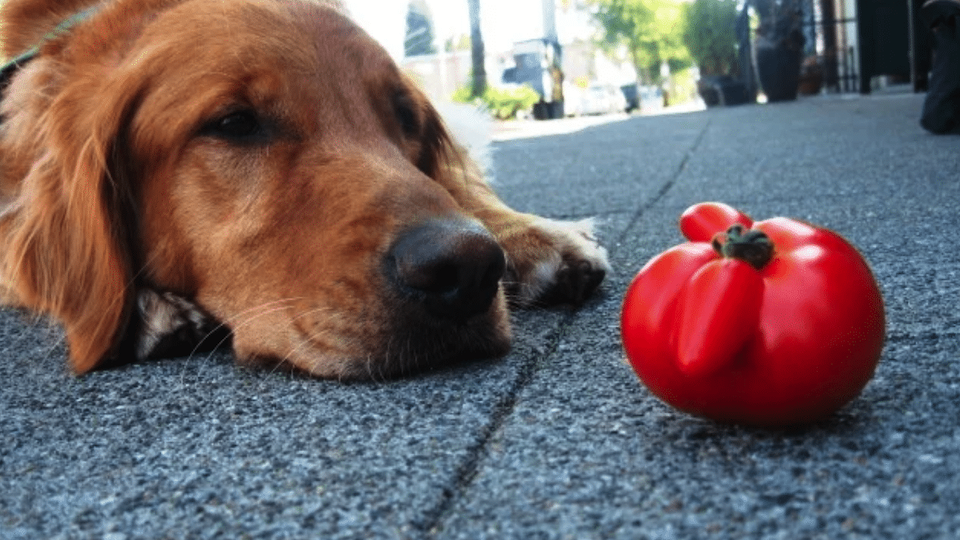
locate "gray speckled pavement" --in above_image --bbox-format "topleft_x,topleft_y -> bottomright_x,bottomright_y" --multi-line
2,92 -> 958,539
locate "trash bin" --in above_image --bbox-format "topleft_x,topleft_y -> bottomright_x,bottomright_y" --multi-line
920,0 -> 960,133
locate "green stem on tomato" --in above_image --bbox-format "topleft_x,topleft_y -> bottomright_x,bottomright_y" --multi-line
711,224 -> 775,270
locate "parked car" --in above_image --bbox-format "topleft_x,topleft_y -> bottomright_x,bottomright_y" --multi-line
638,86 -> 664,113
566,83 -> 626,116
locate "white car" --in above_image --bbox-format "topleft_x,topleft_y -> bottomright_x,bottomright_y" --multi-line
566,83 -> 626,117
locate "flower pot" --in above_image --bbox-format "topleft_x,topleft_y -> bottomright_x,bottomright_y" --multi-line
696,76 -> 726,107
797,56 -> 824,95
754,35 -> 802,102
697,75 -> 752,107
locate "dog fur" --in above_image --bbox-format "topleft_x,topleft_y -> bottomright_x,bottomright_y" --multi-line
0,0 -> 609,379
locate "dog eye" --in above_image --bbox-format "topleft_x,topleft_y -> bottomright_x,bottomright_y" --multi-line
392,91 -> 419,136
200,110 -> 263,141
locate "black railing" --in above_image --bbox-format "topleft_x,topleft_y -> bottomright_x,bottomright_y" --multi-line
801,15 -> 860,93
799,0 -> 928,94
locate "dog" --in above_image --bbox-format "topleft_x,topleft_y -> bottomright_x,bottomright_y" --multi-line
0,0 -> 609,379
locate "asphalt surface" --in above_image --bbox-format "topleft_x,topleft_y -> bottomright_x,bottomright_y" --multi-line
2,91 -> 958,539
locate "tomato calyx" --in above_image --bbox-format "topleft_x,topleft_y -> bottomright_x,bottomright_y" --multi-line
711,224 -> 774,270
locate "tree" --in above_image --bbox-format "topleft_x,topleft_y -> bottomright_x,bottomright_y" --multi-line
404,0 -> 437,57
468,0 -> 486,98
682,0 -> 739,76
589,0 -> 691,85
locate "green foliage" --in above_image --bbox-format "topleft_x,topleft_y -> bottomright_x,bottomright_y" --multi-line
452,84 -> 541,120
483,86 -> 541,119
664,67 -> 698,105
451,84 -> 475,106
682,0 -> 739,75
588,0 -> 692,84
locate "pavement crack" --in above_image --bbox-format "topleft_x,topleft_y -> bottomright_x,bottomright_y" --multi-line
413,314 -> 571,538
612,117 -> 712,256
416,118 -> 713,537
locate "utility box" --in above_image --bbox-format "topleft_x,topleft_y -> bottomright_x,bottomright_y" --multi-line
502,38 -> 565,120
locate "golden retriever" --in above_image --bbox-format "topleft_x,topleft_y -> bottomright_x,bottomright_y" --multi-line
0,0 -> 609,379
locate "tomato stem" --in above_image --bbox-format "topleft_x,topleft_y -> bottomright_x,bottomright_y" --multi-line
711,224 -> 774,270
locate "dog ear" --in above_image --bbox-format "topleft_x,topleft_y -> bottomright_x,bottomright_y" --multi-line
0,0 -> 94,59
2,61 -> 139,374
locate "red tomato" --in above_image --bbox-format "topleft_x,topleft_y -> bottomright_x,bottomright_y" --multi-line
621,202 -> 886,426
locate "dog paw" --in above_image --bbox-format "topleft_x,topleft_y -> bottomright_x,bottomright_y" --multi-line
502,217 -> 610,307
133,289 -> 225,359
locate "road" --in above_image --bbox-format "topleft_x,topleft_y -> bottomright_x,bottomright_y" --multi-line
2,91 -> 957,539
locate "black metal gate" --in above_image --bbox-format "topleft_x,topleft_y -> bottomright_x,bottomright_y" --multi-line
796,0 -> 928,94
793,0 -> 861,93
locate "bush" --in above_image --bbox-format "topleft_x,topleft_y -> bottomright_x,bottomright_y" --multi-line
683,0 -> 739,76
665,68 -> 698,106
452,84 -> 541,120
451,85 -> 474,104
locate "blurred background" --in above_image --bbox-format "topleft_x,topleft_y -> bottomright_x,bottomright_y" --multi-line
343,0 -> 929,120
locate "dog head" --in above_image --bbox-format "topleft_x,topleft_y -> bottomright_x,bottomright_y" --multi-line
0,0 -> 511,379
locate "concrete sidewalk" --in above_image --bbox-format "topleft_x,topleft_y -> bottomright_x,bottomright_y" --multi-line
2,92 -> 958,539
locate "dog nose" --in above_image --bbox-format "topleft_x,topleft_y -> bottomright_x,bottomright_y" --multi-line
387,219 -> 506,321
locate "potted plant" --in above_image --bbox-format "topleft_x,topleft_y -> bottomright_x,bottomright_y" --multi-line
797,54 -> 824,95
752,0 -> 805,102
683,0 -> 751,106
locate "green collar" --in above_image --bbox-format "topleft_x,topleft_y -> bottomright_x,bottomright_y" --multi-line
0,7 -> 98,92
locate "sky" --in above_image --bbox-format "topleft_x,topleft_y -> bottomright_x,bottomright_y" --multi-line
344,0 -> 592,60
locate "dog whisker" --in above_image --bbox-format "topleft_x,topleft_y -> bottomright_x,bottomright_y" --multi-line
189,296 -> 305,360
176,297 -> 305,385
272,304 -> 346,376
